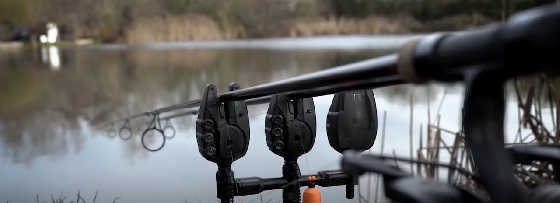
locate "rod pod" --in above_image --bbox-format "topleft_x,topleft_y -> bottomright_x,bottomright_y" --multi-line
196,83 -> 250,203
265,94 -> 316,203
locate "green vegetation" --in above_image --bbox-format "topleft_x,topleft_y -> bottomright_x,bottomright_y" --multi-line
30,191 -> 121,203
0,0 -> 557,42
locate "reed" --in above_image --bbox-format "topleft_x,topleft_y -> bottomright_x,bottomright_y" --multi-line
409,76 -> 560,194
510,76 -> 560,187
124,14 -> 246,44
373,111 -> 387,203
120,11 -> 492,43
30,191 -> 116,203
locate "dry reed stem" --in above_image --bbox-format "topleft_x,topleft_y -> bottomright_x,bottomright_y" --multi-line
448,135 -> 461,182
374,111 -> 387,203
409,94 -> 414,173
417,124 -> 423,176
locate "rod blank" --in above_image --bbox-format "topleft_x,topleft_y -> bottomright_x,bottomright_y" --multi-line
219,54 -> 399,101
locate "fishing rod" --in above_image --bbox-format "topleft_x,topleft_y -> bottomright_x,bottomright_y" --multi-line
102,100 -> 200,127
157,95 -> 272,121
155,76 -> 400,122
341,151 -> 485,203
158,109 -> 197,121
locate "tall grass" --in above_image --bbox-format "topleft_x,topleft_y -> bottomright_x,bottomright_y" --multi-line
281,16 -> 418,37
31,191 -> 117,203
122,14 -> 419,43
124,14 -> 246,44
121,11 -> 492,43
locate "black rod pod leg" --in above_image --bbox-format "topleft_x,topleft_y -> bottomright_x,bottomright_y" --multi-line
196,83 -> 250,203
265,94 -> 316,203
507,143 -> 560,182
341,151 -> 485,203
327,89 -> 378,199
462,68 -> 526,203
506,144 -> 560,165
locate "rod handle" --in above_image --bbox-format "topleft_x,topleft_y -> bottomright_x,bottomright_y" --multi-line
400,4 -> 560,83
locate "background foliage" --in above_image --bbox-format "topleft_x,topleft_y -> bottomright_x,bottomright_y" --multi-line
0,0 -> 556,42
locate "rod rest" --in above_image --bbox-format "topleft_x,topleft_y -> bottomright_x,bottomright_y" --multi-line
235,170 -> 354,196
341,151 -> 484,203
387,177 -> 484,203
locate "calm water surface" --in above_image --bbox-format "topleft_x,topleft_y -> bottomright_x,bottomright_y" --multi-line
0,37 -> 523,203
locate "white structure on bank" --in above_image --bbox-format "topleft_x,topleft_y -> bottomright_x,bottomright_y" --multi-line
39,22 -> 59,44
38,22 -> 61,70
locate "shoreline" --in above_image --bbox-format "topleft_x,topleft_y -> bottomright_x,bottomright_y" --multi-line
82,35 -> 424,51
1,34 -> 432,51
0,41 -> 23,50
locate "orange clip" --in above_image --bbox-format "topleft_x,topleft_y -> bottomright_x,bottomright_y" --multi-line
303,176 -> 321,203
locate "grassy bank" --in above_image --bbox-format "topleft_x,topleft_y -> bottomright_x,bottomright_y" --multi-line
0,0 -> 552,43
124,14 -> 246,43
122,12 -> 492,44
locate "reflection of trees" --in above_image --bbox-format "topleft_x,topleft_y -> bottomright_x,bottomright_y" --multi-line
0,111 -> 85,164
0,47 -> 384,164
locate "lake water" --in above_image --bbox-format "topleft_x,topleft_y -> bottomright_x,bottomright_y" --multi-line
0,36 -> 532,203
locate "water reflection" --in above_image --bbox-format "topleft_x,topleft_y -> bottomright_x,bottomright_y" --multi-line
40,45 -> 61,70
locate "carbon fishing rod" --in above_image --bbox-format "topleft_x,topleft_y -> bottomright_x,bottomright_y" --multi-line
157,95 -> 273,121
158,109 -> 198,121
155,76 -> 401,122
103,99 -> 201,127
